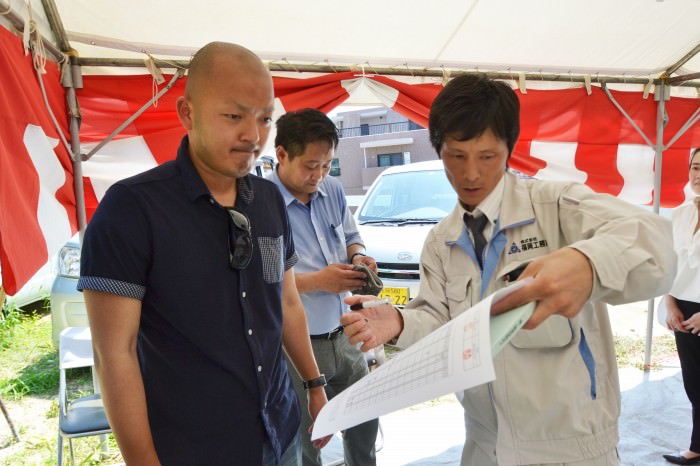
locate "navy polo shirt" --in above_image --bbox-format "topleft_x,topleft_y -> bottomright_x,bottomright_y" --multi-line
78,136 -> 300,465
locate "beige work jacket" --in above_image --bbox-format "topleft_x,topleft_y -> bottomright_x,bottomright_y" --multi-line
397,172 -> 676,465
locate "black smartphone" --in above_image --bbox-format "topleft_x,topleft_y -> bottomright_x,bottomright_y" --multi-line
503,264 -> 527,283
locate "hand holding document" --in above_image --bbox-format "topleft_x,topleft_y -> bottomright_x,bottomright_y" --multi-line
312,280 -> 534,440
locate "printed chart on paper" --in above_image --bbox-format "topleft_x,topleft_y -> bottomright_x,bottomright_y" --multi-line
312,291 -> 504,439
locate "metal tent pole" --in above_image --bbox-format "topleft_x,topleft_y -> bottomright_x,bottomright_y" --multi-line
662,42 -> 700,78
0,396 -> 20,443
604,74 -> 699,368
81,70 -> 185,161
644,82 -> 668,370
39,0 -> 87,240
72,56 -> 700,88
63,63 -> 87,241
0,284 -> 18,443
0,0 -> 63,61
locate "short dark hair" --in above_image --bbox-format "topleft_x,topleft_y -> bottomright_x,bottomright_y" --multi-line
429,74 -> 520,158
275,108 -> 339,159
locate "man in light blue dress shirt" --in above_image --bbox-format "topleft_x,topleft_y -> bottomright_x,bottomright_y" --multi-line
270,108 -> 379,466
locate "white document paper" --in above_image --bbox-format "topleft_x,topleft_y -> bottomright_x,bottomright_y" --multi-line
311,281 -> 533,440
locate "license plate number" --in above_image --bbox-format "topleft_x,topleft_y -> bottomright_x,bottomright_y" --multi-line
379,287 -> 409,306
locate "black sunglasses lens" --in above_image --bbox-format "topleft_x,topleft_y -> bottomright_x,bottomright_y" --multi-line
230,235 -> 252,269
228,209 -> 253,269
229,209 -> 249,230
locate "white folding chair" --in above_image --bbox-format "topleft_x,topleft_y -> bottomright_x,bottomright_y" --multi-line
58,327 -> 111,465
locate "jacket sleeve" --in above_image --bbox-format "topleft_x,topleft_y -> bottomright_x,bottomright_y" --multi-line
395,229 -> 453,348
555,183 -> 677,304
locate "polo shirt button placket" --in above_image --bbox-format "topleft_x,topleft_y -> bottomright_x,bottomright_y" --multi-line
257,365 -> 262,372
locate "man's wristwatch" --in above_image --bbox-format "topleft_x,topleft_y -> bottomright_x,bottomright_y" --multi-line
350,251 -> 367,262
303,374 -> 327,390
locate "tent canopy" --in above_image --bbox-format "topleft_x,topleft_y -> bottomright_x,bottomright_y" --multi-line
9,0 -> 700,86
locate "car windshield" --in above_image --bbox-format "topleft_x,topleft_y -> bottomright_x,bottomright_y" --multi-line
357,169 -> 457,223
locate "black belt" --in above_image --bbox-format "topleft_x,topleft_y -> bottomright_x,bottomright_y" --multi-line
310,326 -> 344,340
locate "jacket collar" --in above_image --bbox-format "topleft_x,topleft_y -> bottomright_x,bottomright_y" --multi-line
498,171 -> 536,230
444,171 -> 536,243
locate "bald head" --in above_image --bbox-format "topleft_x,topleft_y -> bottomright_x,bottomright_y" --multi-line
185,42 -> 271,101
176,41 -> 275,186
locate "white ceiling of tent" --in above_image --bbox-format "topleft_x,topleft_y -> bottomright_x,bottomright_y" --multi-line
17,0 -> 695,81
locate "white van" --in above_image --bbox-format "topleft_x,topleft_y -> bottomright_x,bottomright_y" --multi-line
355,160 -> 456,306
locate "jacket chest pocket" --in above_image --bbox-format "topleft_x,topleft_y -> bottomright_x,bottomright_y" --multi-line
445,275 -> 474,319
510,315 -> 574,349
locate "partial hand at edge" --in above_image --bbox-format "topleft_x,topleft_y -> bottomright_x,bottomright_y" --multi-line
297,264 -> 368,295
490,247 -> 593,329
353,254 -> 378,273
665,296 -> 688,333
318,263 -> 368,294
340,294 -> 402,352
307,388 -> 332,449
682,314 -> 700,335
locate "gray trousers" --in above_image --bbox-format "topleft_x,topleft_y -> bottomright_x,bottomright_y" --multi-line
285,334 -> 378,466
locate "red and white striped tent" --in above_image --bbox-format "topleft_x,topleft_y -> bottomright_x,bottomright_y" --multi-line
1,0 -> 699,303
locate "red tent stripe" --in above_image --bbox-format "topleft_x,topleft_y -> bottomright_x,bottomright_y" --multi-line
0,27 -> 76,294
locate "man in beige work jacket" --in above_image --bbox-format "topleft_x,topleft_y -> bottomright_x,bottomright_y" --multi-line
341,74 -> 676,466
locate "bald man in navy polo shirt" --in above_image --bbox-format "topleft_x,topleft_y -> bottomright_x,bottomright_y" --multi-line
79,42 -> 329,466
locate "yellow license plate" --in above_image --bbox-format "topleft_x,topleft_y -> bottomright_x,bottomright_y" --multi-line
379,287 -> 409,306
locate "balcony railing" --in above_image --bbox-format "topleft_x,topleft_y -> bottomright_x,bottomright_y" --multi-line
337,120 -> 424,138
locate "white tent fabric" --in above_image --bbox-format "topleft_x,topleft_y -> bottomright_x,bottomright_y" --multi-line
8,0 -> 700,84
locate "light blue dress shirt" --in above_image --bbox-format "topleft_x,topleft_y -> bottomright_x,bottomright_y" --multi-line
269,170 -> 364,334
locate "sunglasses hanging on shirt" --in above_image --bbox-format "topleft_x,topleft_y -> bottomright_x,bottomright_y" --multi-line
227,208 -> 253,270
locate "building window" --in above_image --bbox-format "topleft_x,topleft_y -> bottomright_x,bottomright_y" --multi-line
330,158 -> 341,176
378,152 -> 404,167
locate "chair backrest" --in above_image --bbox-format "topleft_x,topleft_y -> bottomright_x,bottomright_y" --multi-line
59,327 -> 94,370
57,327 -> 111,465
